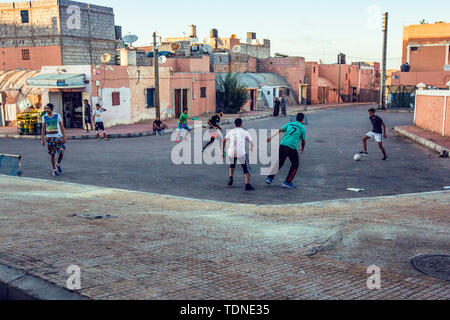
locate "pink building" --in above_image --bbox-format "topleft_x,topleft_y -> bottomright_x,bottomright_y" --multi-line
25,57 -> 216,128
392,22 -> 450,88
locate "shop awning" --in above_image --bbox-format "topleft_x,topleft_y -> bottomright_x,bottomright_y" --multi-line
26,73 -> 86,88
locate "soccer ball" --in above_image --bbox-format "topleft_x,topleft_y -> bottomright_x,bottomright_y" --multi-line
354,154 -> 362,161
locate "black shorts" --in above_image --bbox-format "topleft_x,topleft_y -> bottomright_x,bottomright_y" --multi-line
95,122 -> 105,131
229,155 -> 251,174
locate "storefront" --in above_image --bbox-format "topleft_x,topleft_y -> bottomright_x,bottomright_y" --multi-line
27,73 -> 89,129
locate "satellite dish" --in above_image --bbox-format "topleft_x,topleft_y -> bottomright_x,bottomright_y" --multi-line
232,45 -> 241,53
202,44 -> 212,53
171,42 -> 181,51
158,56 -> 167,64
100,53 -> 111,64
123,34 -> 139,46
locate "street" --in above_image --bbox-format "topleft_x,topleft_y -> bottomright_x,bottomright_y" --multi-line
1,105 -> 449,205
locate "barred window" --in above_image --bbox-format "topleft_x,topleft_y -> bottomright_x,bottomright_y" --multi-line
21,49 -> 30,61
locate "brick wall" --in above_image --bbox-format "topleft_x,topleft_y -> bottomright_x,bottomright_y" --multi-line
415,91 -> 450,137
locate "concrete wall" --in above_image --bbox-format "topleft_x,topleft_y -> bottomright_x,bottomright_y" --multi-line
258,57 -> 305,104
415,90 -> 450,137
410,46 -> 448,72
391,71 -> 450,88
0,0 -> 116,70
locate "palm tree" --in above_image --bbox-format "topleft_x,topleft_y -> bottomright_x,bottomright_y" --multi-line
216,72 -> 249,114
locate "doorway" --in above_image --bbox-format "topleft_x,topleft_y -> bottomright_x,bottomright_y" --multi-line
174,89 -> 189,118
62,92 -> 83,129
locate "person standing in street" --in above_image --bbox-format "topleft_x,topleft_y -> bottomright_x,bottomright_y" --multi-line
83,99 -> 93,133
360,108 -> 388,161
266,113 -> 307,189
280,95 -> 287,117
41,103 -> 67,177
273,97 -> 281,117
93,104 -> 108,141
222,118 -> 255,191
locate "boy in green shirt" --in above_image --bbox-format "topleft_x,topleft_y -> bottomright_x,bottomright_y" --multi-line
266,113 -> 306,189
175,108 -> 192,143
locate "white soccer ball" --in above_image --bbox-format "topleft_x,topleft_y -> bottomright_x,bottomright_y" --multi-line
354,154 -> 362,161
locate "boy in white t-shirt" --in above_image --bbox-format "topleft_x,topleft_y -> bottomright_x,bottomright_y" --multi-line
222,118 -> 255,191
92,104 -> 108,141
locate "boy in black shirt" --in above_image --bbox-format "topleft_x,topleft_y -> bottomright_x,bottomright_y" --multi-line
360,108 -> 388,161
202,110 -> 224,153
153,116 -> 167,135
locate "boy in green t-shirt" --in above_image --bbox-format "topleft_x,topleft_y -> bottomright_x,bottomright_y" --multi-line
175,108 -> 192,143
266,113 -> 307,189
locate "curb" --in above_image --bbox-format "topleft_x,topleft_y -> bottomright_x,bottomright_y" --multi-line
0,263 -> 89,300
394,126 -> 449,154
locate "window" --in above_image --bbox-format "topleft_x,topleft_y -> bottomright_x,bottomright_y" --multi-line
313,66 -> 316,73
146,88 -> 155,108
286,89 -> 290,97
411,47 -> 418,52
21,10 -> 29,23
112,92 -> 120,106
21,49 -> 30,61
200,87 -> 207,98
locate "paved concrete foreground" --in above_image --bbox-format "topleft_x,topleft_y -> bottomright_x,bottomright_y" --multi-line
0,175 -> 449,300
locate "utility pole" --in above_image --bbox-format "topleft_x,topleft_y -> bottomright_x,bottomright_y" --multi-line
153,32 -> 161,119
380,12 -> 388,110
338,53 -> 342,104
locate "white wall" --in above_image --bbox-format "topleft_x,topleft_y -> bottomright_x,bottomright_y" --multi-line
96,87 -> 131,126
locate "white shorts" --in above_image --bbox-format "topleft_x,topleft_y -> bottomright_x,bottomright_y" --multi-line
367,131 -> 383,143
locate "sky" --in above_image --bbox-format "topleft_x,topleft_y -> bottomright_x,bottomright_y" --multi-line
3,0 -> 449,69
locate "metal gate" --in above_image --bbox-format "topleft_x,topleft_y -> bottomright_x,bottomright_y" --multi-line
387,85 -> 416,109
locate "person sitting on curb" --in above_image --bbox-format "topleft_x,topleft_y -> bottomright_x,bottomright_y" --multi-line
153,116 -> 168,136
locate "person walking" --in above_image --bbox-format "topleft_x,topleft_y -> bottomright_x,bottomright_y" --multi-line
280,95 -> 287,117
273,97 -> 281,117
266,113 -> 307,189
41,103 -> 67,177
83,99 -> 93,132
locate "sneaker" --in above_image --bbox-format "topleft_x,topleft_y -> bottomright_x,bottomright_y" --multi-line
228,178 -> 233,186
56,164 -> 62,173
52,170 -> 59,177
245,184 -> 255,191
266,177 -> 273,185
359,151 -> 368,156
282,182 -> 297,189
382,157 -> 389,161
